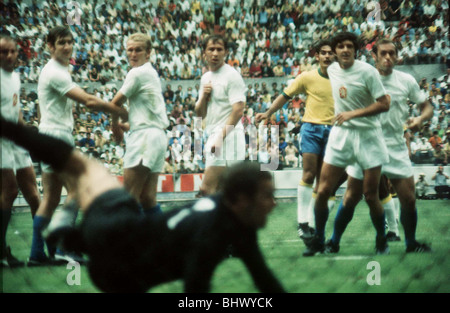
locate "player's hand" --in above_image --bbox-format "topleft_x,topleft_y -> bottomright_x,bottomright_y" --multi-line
332,111 -> 355,126
111,121 -> 124,143
119,122 -> 130,132
211,136 -> 223,156
86,96 -> 103,108
118,108 -> 129,123
255,112 -> 269,123
202,81 -> 212,102
406,116 -> 422,133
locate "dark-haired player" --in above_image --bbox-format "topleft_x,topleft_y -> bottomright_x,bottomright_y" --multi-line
29,26 -> 125,265
195,34 -> 246,196
1,118 -> 285,293
327,38 -> 433,254
305,32 -> 391,256
255,40 -> 344,242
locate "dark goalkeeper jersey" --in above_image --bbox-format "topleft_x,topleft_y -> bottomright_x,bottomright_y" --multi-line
79,190 -> 285,293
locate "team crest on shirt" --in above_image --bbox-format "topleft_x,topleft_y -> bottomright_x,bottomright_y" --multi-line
13,93 -> 18,106
339,86 -> 347,99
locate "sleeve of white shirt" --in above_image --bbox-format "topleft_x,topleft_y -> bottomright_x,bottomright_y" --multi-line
50,70 -> 77,96
406,75 -> 427,104
227,70 -> 246,105
366,66 -> 387,100
120,69 -> 139,98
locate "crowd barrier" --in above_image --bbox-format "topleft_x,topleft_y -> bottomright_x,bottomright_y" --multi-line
12,165 -> 448,208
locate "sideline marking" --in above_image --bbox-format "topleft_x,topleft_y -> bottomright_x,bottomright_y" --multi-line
328,255 -> 371,261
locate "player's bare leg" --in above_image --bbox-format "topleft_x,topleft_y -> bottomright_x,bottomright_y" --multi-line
124,165 -> 161,214
1,168 -> 22,266
199,166 -> 226,196
362,166 -> 389,254
16,166 -> 40,217
303,163 -> 346,256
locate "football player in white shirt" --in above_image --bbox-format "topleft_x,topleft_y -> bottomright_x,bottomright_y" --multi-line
30,26 -> 125,265
195,34 -> 246,196
1,35 -> 40,267
328,38 -> 433,253
110,33 -> 169,215
304,32 -> 391,256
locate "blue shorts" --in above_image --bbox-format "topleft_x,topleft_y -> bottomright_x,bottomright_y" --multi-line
300,123 -> 332,157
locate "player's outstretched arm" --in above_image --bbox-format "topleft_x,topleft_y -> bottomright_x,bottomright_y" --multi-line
109,91 -> 130,142
66,86 -> 128,119
183,248 -> 218,293
333,94 -> 390,126
239,243 -> 286,293
255,94 -> 290,123
407,99 -> 433,132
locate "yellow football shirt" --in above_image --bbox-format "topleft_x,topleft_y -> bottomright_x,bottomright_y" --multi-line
283,68 -> 334,125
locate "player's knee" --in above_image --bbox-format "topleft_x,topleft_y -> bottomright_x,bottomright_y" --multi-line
343,190 -> 361,208
21,183 -> 40,202
42,194 -> 62,211
302,170 -> 316,185
2,185 -> 19,207
400,195 -> 416,211
363,190 -> 378,204
26,193 -> 41,210
317,184 -> 333,199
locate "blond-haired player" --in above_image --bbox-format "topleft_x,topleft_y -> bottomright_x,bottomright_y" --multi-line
111,32 -> 169,214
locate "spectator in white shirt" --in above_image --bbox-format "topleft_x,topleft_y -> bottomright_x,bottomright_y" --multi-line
438,42 -> 450,64
401,42 -> 418,65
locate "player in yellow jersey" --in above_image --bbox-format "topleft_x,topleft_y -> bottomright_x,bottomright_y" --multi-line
256,40 -> 343,243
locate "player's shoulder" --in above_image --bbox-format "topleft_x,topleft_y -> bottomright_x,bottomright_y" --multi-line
355,60 -> 376,71
290,69 -> 317,86
218,63 -> 239,77
392,69 -> 415,82
39,60 -> 65,84
328,61 -> 339,71
39,60 -> 53,75
10,70 -> 21,83
127,63 -> 146,76
300,68 -> 319,78
215,64 -> 245,85
42,59 -> 70,77
192,196 -> 218,212
327,61 -> 347,75
126,63 -> 154,82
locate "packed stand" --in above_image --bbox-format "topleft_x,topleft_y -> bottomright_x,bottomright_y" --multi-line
1,0 -> 449,174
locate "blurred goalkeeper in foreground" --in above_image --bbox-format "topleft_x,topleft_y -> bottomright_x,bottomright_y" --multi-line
1,117 -> 285,293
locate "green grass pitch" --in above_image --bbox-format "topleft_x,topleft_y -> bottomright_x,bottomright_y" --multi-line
1,199 -> 449,293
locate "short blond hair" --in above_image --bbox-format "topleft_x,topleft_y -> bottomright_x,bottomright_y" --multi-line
127,33 -> 152,52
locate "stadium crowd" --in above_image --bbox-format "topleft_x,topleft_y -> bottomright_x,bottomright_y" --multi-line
1,0 -> 450,176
